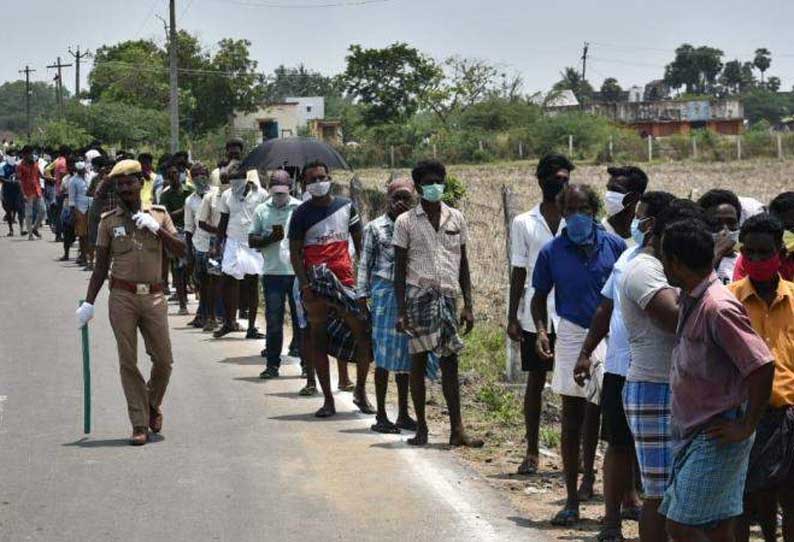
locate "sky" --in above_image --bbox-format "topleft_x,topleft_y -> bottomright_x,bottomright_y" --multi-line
3,0 -> 793,97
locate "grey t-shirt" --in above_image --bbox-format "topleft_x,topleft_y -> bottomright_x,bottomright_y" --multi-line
620,253 -> 677,383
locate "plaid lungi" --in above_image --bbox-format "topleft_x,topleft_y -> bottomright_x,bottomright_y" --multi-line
623,380 -> 672,498
660,410 -> 753,526
371,278 -> 438,377
307,264 -> 367,362
404,285 -> 463,357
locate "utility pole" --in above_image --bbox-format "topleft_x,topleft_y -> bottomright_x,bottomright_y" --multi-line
47,57 -> 73,118
581,42 -> 589,82
18,65 -> 36,139
68,45 -> 92,98
168,0 -> 180,153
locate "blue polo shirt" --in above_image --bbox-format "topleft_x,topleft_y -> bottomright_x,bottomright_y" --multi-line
532,225 -> 627,329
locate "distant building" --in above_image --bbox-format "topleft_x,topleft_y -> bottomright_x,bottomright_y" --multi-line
232,96 -> 342,144
531,89 -> 579,108
547,98 -> 744,137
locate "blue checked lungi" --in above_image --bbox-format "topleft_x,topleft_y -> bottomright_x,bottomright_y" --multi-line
623,381 -> 672,498
371,278 -> 438,378
405,285 -> 463,357
660,409 -> 754,526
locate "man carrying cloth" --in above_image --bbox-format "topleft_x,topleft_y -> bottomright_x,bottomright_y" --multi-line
76,159 -> 186,446
659,218 -> 774,541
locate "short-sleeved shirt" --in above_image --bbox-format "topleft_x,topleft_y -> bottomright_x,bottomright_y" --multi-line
96,205 -> 178,284
17,161 -> 41,199
392,202 -> 468,296
671,273 -> 773,438
288,196 -> 361,287
532,225 -> 627,330
140,172 -> 156,210
510,205 -> 564,333
600,245 -> 641,376
716,253 -> 739,285
183,192 -> 204,235
67,174 -> 90,213
728,277 -> 794,408
357,214 -> 398,298
219,185 -> 268,244
620,252 -> 677,383
193,188 -> 224,253
249,196 -> 301,276
159,185 -> 193,230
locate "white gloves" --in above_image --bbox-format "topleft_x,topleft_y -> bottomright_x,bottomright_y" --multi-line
132,212 -> 160,234
76,302 -> 94,328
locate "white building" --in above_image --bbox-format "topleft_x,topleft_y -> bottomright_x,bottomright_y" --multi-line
232,97 -> 327,143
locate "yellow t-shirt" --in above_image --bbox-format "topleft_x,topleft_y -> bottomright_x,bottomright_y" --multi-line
140,173 -> 156,209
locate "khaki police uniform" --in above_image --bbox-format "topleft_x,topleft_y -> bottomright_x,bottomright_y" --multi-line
96,204 -> 178,428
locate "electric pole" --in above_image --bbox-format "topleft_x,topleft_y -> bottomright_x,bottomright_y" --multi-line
18,65 -> 36,139
169,0 -> 179,153
68,45 -> 92,99
47,57 -> 73,118
581,42 -> 589,82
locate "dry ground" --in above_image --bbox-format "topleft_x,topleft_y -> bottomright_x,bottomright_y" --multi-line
348,159 -> 791,542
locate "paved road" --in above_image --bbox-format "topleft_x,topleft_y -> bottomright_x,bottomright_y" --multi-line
0,235 -> 539,542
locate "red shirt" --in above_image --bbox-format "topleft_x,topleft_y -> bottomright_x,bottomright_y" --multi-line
17,161 -> 42,199
52,156 -> 68,195
733,253 -> 794,282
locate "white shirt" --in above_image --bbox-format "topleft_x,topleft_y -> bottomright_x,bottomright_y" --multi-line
219,185 -> 268,244
510,205 -> 564,333
193,187 -> 224,253
183,192 -> 204,235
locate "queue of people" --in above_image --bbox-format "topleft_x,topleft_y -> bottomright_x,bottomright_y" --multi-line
3,140 -> 793,542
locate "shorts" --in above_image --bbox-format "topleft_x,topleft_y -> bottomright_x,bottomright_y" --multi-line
520,331 -> 555,372
600,372 -> 633,447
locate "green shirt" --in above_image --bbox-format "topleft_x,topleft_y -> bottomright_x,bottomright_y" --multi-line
159,185 -> 193,230
249,196 -> 301,276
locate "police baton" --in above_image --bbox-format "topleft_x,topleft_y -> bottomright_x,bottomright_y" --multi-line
79,299 -> 92,434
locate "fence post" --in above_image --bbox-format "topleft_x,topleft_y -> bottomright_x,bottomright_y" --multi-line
518,142 -> 524,160
692,137 -> 698,160
389,145 -> 395,168
433,143 -> 437,160
568,135 -> 573,157
647,135 -> 653,162
778,134 -> 784,160
737,136 -> 742,161
501,186 -> 522,382
479,140 -> 484,152
608,135 -> 614,162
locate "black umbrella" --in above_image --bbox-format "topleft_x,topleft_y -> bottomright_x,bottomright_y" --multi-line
239,137 -> 350,172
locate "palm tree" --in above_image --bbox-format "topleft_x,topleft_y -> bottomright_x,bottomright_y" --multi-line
753,48 -> 772,83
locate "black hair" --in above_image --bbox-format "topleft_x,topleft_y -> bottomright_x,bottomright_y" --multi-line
58,145 -> 71,157
652,199 -> 706,238
697,189 -> 742,219
138,153 -> 153,163
769,192 -> 794,218
411,160 -> 446,183
173,151 -> 189,160
157,153 -> 172,171
607,165 -> 649,194
536,154 -> 574,181
662,218 -> 715,273
557,183 -> 601,215
739,213 -> 784,246
302,159 -> 329,178
226,137 -> 245,150
640,190 -> 676,220
20,145 -> 33,154
92,155 -> 110,169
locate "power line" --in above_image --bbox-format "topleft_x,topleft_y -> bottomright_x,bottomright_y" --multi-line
206,0 -> 393,8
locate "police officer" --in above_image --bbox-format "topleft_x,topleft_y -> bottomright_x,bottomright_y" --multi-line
76,159 -> 186,446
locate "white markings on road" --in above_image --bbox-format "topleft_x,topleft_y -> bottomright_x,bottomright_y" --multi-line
0,395 -> 7,429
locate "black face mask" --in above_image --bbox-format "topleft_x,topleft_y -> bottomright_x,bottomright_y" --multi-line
541,178 -> 567,201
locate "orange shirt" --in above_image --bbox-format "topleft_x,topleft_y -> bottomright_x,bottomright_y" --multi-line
729,277 -> 794,407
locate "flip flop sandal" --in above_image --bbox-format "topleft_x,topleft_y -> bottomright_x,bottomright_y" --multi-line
395,418 -> 418,432
353,397 -> 376,415
338,383 -> 355,392
315,405 -> 336,418
550,508 -> 580,527
299,385 -> 317,397
371,420 -> 401,434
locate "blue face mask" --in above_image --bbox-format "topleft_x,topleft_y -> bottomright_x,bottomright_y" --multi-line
566,213 -> 594,245
631,217 -> 648,246
421,183 -> 445,203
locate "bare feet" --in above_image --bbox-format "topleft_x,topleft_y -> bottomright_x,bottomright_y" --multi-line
395,416 -> 418,432
517,454 -> 539,475
449,432 -> 484,448
353,393 -> 375,415
338,381 -> 354,392
577,474 -> 595,501
315,402 -> 336,418
407,425 -> 429,446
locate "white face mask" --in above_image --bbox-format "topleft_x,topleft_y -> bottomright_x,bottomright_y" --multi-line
272,193 -> 290,207
5,156 -> 17,166
230,178 -> 248,199
306,180 -> 331,198
604,190 -> 627,217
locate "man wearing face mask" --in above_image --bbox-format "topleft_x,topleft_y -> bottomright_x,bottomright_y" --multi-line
734,191 -> 794,282
0,149 -> 24,236
393,160 -> 483,448
507,154 -> 572,474
17,145 -> 46,240
213,161 -> 268,339
602,166 -> 648,246
249,170 -> 302,379
531,183 -> 626,526
698,188 -> 743,284
184,163 -> 212,328
727,214 -> 794,542
160,163 -> 194,315
210,138 -> 245,189
289,159 -> 374,418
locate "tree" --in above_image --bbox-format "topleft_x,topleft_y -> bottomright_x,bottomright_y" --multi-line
423,56 -> 501,125
262,65 -> 340,104
600,77 -> 623,102
343,43 -> 442,126
753,48 -> 771,83
0,80 -> 60,133
739,62 -> 758,93
720,60 -> 743,94
553,67 -> 594,103
89,40 -> 170,110
766,76 -> 781,93
663,44 -> 724,95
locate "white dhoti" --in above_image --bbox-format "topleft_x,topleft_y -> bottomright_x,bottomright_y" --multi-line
551,318 -> 606,398
221,237 -> 264,280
